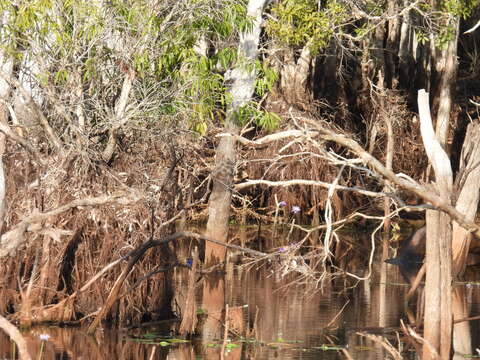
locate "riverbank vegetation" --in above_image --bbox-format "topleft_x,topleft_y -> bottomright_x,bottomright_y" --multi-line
0,0 -> 479,358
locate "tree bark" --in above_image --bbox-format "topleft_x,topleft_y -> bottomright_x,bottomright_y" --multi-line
418,89 -> 452,360
0,55 -> 12,233
452,121 -> 480,276
204,0 -> 268,265
434,19 -> 459,149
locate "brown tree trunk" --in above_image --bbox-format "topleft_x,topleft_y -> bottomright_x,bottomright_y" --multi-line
204,0 -> 268,264
418,90 -> 453,359
205,129 -> 236,266
434,19 -> 459,149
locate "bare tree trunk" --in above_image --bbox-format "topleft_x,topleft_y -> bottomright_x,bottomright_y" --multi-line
398,2 -> 414,87
205,0 -> 268,265
0,54 -> 13,233
452,121 -> 480,276
452,286 -> 472,355
205,131 -> 236,265
434,19 -> 459,148
418,90 -> 453,359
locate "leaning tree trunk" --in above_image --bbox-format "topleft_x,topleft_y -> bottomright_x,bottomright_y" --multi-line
418,90 -> 453,360
204,0 -> 269,265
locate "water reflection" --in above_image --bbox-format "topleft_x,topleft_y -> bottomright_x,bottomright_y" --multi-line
1,228 -> 480,359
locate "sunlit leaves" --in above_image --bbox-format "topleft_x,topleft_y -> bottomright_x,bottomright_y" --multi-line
233,103 -> 281,131
0,0 -> 272,137
255,62 -> 279,97
440,0 -> 479,18
266,0 -> 348,53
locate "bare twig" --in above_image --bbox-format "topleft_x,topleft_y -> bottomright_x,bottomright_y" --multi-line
0,109 -> 45,165
0,71 -> 63,151
298,116 -> 480,236
356,332 -> 403,360
401,320 -> 440,359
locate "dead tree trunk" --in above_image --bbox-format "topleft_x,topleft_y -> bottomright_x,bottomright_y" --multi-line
204,0 -> 268,265
452,121 -> 480,277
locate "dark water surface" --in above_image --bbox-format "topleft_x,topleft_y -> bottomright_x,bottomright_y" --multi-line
2,228 -> 480,359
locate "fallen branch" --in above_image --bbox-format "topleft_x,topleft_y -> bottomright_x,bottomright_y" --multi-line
218,129 -> 319,147
235,179 -> 386,199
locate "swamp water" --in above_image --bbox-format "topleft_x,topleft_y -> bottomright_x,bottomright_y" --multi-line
2,227 -> 480,359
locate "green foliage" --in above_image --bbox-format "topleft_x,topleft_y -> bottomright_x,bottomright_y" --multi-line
266,0 -> 348,53
440,0 -> 479,18
415,30 -> 429,45
436,25 -> 458,49
255,61 -> 279,97
0,0 -> 272,139
233,103 -> 281,132
413,0 -> 479,49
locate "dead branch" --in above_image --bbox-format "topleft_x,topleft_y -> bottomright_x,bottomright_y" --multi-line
218,129 -> 319,147
236,179 -> 386,198
0,71 -> 63,152
298,117 -> 480,236
356,332 -> 403,360
0,112 -> 45,165
401,321 -> 440,359
0,315 -> 32,360
86,230 -> 268,334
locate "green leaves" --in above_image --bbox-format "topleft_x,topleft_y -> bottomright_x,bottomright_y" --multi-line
255,62 -> 279,97
233,103 -> 281,131
440,0 -> 479,18
266,0 -> 348,53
